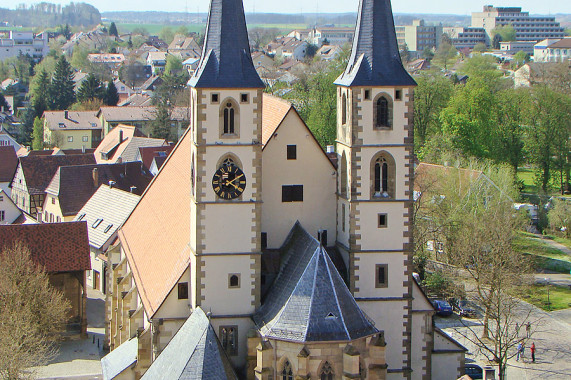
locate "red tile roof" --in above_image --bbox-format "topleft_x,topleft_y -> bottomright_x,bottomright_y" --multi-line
0,145 -> 18,182
137,145 -> 175,170
262,94 -> 292,147
0,222 -> 91,273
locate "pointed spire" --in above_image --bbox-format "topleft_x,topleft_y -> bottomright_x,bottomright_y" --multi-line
188,0 -> 264,89
335,0 -> 416,87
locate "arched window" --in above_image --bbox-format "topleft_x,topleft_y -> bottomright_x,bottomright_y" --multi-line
320,361 -> 334,380
340,152 -> 348,197
371,152 -> 396,198
341,93 -> 347,125
229,274 -> 239,288
374,94 -> 392,129
281,360 -> 293,380
223,102 -> 235,134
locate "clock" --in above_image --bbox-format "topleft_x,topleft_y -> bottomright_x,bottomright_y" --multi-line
212,164 -> 246,199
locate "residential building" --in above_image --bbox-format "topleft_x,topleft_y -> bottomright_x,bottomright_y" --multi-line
0,124 -> 21,151
146,51 -> 168,74
145,36 -> 168,50
103,0 -> 465,379
0,222 -> 91,336
471,5 -> 565,45
443,26 -> 487,49
74,185 -> 141,294
316,44 -> 343,61
167,34 -> 201,60
499,41 -> 535,55
0,145 -> 18,195
396,19 -> 443,55
113,79 -> 135,102
534,38 -> 571,62
286,28 -> 312,41
514,62 -> 569,88
280,39 -> 308,60
10,154 -> 95,217
118,93 -> 153,107
94,124 -> 167,164
61,28 -> 110,55
43,110 -> 102,150
308,26 -> 355,47
135,145 -> 174,173
0,189 -> 21,224
87,53 -> 126,67
97,106 -> 190,139
41,161 -> 152,224
0,30 -> 49,61
251,51 -> 274,69
139,75 -> 163,93
182,57 -> 200,75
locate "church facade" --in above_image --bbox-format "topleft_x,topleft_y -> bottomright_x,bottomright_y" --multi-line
102,0 -> 466,379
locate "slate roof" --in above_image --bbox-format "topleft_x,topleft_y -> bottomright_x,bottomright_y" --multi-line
335,0 -> 416,87
189,0 -> 264,89
0,222 -> 90,273
254,222 -> 378,343
74,185 -> 140,250
97,106 -> 189,122
0,145 -> 18,182
119,128 -> 191,317
101,337 -> 138,380
141,307 -> 237,380
118,93 -> 153,107
43,111 -> 101,131
18,154 -> 96,195
45,162 -> 152,217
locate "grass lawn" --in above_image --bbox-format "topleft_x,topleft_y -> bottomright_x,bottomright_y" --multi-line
517,167 -> 571,199
518,284 -> 571,311
513,233 -> 571,263
110,23 -> 206,35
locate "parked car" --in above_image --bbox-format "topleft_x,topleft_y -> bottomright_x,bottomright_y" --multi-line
431,299 -> 453,317
451,299 -> 477,318
464,363 -> 483,379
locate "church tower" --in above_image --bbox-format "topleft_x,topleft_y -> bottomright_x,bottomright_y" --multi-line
334,0 -> 416,378
188,0 -> 265,368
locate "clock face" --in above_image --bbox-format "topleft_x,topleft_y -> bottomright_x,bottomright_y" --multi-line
212,164 -> 246,199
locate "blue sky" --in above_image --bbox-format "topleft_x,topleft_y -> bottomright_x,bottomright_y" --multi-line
2,0 -> 569,15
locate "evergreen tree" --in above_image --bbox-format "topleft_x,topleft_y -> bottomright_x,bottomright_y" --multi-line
49,56 -> 75,110
32,117 -> 44,150
109,22 -> 118,37
18,105 -> 36,146
0,93 -> 10,113
151,100 -> 172,140
104,80 -> 119,106
30,68 -> 50,116
76,73 -> 103,103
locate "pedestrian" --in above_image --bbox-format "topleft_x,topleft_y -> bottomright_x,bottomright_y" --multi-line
515,322 -> 519,336
517,341 -> 522,361
526,322 -> 531,338
521,341 -> 526,361
531,342 -> 536,363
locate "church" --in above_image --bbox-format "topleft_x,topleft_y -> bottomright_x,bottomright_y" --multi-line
101,0 -> 466,379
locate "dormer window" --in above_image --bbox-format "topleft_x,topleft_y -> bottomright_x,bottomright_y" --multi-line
58,123 -> 65,128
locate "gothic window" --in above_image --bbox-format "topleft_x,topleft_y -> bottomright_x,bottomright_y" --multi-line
222,157 -> 235,167
228,274 -> 240,288
371,152 -> 396,199
340,152 -> 348,197
281,360 -> 293,380
341,93 -> 347,125
220,99 -> 239,137
374,94 -> 392,129
220,326 -> 238,356
320,361 -> 334,380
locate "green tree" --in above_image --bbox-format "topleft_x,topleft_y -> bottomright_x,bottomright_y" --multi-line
492,24 -> 516,42
76,73 -> 103,103
548,199 -> 571,238
164,54 -> 183,76
104,80 -> 119,106
512,51 -> 530,68
175,25 -> 189,36
30,68 -> 51,116
432,42 -> 457,70
472,42 -> 487,53
18,105 -> 36,146
32,116 -> 44,150
109,22 -> 118,37
159,26 -> 175,45
49,55 -> 76,110
422,47 -> 434,61
495,89 -> 526,180
413,71 -> 453,150
151,100 -> 172,140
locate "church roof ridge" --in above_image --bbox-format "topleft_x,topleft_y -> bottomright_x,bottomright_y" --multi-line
188,0 -> 264,89
335,0 -> 416,87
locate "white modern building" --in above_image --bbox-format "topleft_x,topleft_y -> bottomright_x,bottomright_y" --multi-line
0,31 -> 49,61
534,38 -> 571,62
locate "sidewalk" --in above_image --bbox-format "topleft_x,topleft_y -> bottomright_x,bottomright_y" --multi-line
34,288 -> 105,380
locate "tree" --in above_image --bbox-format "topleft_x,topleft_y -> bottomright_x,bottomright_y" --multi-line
432,42 -> 457,70
422,47 -> 434,61
151,100 -> 172,140
104,80 -> 119,106
512,51 -> 530,68
18,105 -> 36,146
0,242 -> 70,379
76,73 -> 104,103
109,22 -> 118,37
472,42 -> 487,53
159,26 -> 175,45
492,34 -> 503,50
30,68 -> 50,116
413,71 -> 453,150
492,24 -> 516,43
164,54 -> 183,76
0,93 -> 10,113
49,55 -> 75,110
548,199 -> 571,238
32,116 -> 44,150
399,43 -> 410,63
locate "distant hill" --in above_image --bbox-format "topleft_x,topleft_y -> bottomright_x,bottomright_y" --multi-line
0,3 -> 101,28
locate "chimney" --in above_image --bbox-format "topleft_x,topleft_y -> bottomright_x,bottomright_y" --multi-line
82,145 -> 85,153
92,168 -> 99,187
119,129 -> 123,142
130,186 -> 137,193
109,180 -> 116,188
64,110 -> 68,119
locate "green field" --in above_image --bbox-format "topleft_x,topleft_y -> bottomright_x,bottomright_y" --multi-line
514,232 -> 571,263
518,167 -> 570,198
519,284 -> 571,311
109,22 -> 313,36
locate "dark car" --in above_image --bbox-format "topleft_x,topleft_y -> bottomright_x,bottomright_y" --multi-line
464,364 -> 483,379
452,299 -> 477,318
432,299 -> 453,317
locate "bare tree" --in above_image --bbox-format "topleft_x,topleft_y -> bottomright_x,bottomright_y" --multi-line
0,242 -> 70,379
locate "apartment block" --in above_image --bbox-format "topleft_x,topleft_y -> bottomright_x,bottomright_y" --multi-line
0,31 -> 49,61
443,27 -> 487,49
396,19 -> 443,54
472,5 -> 564,45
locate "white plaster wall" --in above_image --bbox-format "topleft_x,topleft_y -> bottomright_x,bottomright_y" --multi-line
431,352 -> 462,380
354,252 -> 407,299
203,203 -> 256,253
411,312 -> 430,380
0,191 -> 20,224
262,110 -> 336,248
356,147 -> 409,201
356,202 -> 408,251
201,255 -> 256,316
154,267 -> 192,319
0,182 -> 10,197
